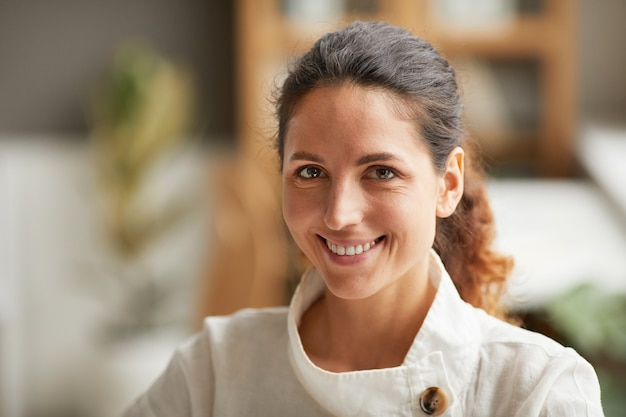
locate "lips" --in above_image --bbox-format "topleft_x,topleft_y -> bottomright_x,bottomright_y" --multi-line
325,237 -> 381,256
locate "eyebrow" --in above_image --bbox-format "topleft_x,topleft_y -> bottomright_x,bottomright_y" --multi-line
288,151 -> 400,165
289,151 -> 324,163
356,152 -> 399,165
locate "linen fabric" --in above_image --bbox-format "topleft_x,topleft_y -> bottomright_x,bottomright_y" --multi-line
124,251 -> 604,416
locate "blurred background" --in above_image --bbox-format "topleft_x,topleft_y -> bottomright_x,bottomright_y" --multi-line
0,0 -> 625,416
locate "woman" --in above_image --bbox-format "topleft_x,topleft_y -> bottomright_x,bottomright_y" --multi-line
125,21 -> 604,416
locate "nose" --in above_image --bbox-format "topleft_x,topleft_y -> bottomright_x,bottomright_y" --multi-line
323,180 -> 364,230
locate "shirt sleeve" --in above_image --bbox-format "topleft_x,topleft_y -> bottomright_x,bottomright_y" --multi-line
122,332 -> 214,417
475,340 -> 605,417
505,347 -> 604,417
537,353 -> 605,417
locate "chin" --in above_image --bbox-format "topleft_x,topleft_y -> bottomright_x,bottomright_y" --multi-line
320,272 -> 384,301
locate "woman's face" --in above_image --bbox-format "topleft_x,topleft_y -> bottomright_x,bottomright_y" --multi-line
282,84 -> 462,301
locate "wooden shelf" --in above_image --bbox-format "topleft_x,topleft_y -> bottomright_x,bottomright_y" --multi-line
235,0 -> 577,177
203,0 -> 579,314
428,16 -> 550,58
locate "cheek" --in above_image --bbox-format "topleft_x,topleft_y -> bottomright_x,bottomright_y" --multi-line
282,188 -> 297,230
382,191 -> 438,237
282,187 -> 313,234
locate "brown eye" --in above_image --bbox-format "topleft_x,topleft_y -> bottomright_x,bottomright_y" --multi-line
366,167 -> 395,180
298,166 -> 326,179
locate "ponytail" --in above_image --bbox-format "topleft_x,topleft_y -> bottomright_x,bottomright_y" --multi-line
434,145 -> 515,322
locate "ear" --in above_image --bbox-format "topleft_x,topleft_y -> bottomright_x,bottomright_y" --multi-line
436,147 -> 464,218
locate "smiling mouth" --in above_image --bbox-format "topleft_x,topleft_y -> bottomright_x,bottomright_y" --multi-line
324,237 -> 383,256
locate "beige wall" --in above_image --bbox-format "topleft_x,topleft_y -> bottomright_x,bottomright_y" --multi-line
0,0 -> 234,138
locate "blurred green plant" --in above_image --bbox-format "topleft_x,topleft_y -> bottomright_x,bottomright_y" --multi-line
546,283 -> 626,416
547,283 -> 626,363
87,41 -> 198,342
90,41 -> 195,259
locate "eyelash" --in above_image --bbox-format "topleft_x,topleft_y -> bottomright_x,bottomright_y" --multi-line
295,165 -> 397,180
296,165 -> 326,179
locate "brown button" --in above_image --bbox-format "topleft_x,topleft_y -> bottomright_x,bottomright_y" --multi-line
419,386 -> 448,416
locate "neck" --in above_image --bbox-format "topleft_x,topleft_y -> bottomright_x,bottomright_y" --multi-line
299,262 -> 437,372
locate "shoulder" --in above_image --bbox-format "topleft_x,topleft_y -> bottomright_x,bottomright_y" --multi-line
470,310 -> 603,416
124,307 -> 292,417
166,307 -> 289,362
479,310 -> 564,352
172,307 -> 290,373
194,306 -> 290,368
476,310 -> 583,367
201,306 -> 289,341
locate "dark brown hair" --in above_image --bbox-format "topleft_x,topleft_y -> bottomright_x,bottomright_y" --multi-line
275,21 -> 514,321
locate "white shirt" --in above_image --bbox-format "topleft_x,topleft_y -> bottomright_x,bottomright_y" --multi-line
124,251 -> 604,416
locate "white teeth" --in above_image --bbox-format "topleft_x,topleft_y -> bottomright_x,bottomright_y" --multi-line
326,239 -> 378,256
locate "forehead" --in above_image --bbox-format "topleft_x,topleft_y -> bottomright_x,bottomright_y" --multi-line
284,84 -> 424,153
292,83 -> 409,121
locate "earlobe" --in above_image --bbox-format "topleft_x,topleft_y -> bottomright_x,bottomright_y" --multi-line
436,147 -> 464,218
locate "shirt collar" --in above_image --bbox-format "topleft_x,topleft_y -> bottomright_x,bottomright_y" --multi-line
287,249 -> 480,416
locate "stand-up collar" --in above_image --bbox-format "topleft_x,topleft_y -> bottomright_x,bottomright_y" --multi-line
287,250 -> 480,416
